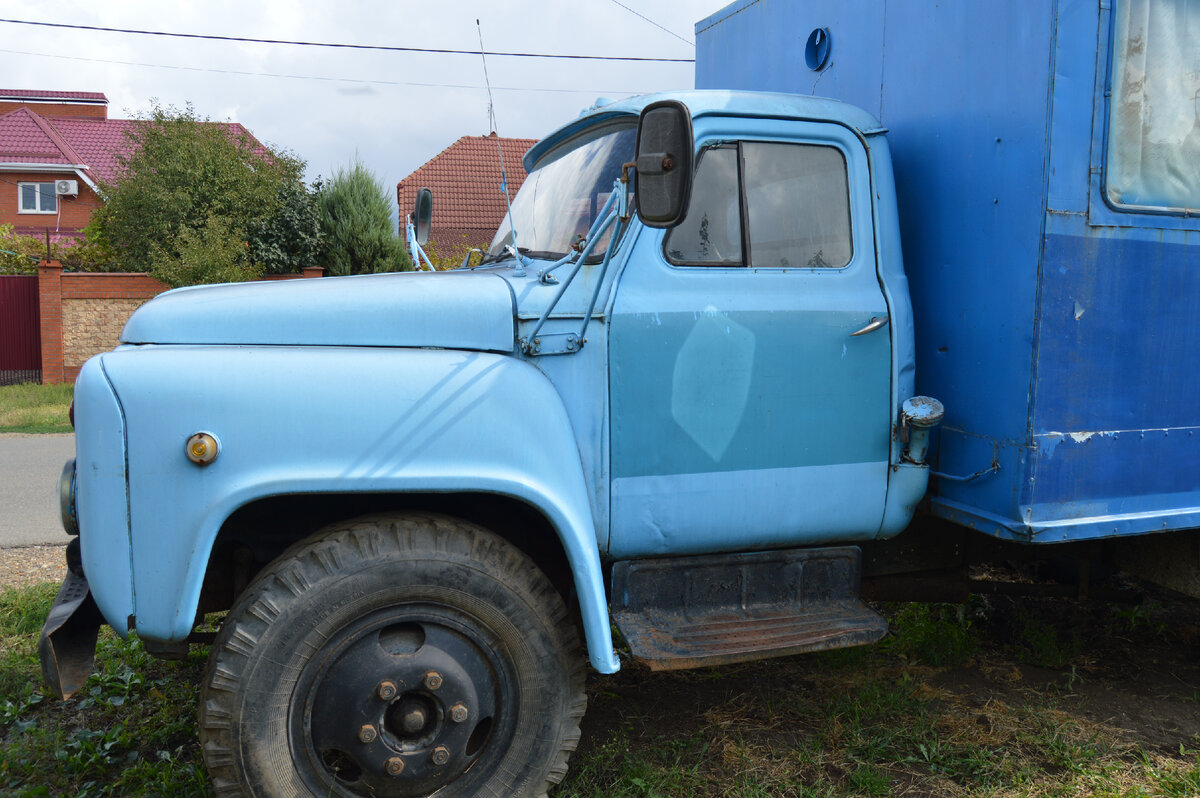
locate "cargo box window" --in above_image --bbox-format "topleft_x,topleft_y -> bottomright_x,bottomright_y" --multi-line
665,142 -> 851,268
1107,0 -> 1200,211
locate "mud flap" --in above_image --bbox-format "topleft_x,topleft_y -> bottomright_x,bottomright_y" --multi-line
38,571 -> 104,699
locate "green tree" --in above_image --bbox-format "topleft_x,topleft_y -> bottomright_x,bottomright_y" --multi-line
316,163 -> 411,276
149,215 -> 263,287
250,180 -> 322,275
86,102 -> 313,287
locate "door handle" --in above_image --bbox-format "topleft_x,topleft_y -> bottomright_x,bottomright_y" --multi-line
849,315 -> 889,337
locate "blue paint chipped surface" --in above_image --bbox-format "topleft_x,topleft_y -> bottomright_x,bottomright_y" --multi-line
697,0 -> 1200,543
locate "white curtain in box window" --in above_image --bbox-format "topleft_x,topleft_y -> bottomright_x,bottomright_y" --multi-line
1107,0 -> 1200,210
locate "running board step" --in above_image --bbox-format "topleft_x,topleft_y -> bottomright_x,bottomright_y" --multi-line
611,546 -> 887,671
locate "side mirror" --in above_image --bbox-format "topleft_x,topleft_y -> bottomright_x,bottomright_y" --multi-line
413,187 -> 433,247
635,100 -> 694,228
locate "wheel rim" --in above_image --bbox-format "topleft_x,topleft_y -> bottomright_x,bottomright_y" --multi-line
292,603 -> 514,797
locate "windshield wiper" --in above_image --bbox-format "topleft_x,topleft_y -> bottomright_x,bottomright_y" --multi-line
478,246 -> 536,266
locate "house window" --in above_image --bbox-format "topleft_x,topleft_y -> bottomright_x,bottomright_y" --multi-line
19,182 -> 58,214
1106,0 -> 1200,211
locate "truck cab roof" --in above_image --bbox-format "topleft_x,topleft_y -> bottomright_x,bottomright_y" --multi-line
524,89 -> 885,171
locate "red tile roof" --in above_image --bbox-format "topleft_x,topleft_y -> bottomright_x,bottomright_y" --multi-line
0,102 -> 264,185
29,109 -> 88,165
0,108 -> 72,163
50,118 -> 138,183
0,89 -> 107,103
397,134 -> 537,235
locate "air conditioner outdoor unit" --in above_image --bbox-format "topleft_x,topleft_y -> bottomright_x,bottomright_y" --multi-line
55,179 -> 78,197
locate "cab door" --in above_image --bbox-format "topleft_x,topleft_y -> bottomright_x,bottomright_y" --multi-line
608,119 -> 892,558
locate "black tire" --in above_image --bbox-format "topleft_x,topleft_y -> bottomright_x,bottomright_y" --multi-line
198,512 -> 587,798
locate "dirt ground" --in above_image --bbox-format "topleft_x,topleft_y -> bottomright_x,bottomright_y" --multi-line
0,544 -> 66,589
567,576 -> 1200,795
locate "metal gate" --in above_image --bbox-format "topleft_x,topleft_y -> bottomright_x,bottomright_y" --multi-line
0,275 -> 41,385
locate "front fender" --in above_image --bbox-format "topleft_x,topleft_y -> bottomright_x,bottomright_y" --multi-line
98,345 -> 620,673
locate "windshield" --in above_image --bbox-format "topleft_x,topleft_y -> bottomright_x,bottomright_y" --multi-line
487,122 -> 636,261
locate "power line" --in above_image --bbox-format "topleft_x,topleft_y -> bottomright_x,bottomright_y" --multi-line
607,0 -> 694,47
0,48 -> 652,96
0,18 -> 695,63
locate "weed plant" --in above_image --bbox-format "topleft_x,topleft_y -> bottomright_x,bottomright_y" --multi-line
882,602 -> 977,667
0,585 -> 211,797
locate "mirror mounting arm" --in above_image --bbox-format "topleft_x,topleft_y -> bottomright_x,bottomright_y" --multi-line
405,214 -> 436,272
407,187 -> 436,271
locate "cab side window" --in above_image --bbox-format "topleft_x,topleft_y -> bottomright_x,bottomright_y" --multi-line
664,147 -> 742,265
664,141 -> 852,268
743,142 -> 851,268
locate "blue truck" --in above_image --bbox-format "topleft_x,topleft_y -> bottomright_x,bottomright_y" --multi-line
38,1 -> 1199,796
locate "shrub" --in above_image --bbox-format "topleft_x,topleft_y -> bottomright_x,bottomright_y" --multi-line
149,216 -> 264,288
0,226 -> 46,274
250,180 -> 322,275
317,163 -> 411,276
86,102 -> 312,284
886,602 -> 977,667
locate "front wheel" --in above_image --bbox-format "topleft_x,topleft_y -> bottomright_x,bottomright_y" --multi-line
199,513 -> 586,797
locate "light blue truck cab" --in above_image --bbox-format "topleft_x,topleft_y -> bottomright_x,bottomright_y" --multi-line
41,90 -> 937,797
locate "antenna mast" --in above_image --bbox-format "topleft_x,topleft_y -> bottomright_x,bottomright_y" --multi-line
477,19 -> 525,276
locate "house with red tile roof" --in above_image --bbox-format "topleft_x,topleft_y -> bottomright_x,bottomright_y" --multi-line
0,90 -> 264,248
397,133 -> 536,265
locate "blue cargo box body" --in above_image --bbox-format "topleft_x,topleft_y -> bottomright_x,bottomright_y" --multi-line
695,0 -> 1200,543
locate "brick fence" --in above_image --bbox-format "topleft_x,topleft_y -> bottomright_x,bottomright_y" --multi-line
37,261 -> 324,384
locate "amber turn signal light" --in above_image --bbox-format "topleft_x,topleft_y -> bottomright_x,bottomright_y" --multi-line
185,432 -> 220,466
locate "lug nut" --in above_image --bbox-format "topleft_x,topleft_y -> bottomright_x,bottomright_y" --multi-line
377,680 -> 397,701
384,756 -> 405,776
449,703 -> 468,723
358,724 -> 378,743
431,746 -> 450,766
423,671 -> 443,691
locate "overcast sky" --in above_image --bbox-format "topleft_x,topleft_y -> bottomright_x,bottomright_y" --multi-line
1,1 -> 724,219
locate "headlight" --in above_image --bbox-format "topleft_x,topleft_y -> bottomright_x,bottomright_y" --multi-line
58,458 -> 78,536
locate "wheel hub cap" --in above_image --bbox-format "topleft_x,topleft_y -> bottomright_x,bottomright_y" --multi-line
300,611 -> 503,796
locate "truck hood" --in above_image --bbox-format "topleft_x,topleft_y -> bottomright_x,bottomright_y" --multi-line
120,270 -> 517,352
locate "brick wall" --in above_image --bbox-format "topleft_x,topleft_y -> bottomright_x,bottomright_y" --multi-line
2,172 -> 101,231
0,101 -> 107,119
37,262 -> 324,384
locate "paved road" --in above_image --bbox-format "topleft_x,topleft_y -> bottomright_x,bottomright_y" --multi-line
0,433 -> 75,546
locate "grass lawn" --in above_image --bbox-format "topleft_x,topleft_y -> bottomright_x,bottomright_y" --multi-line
0,383 -> 73,434
1,578 -> 1197,797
